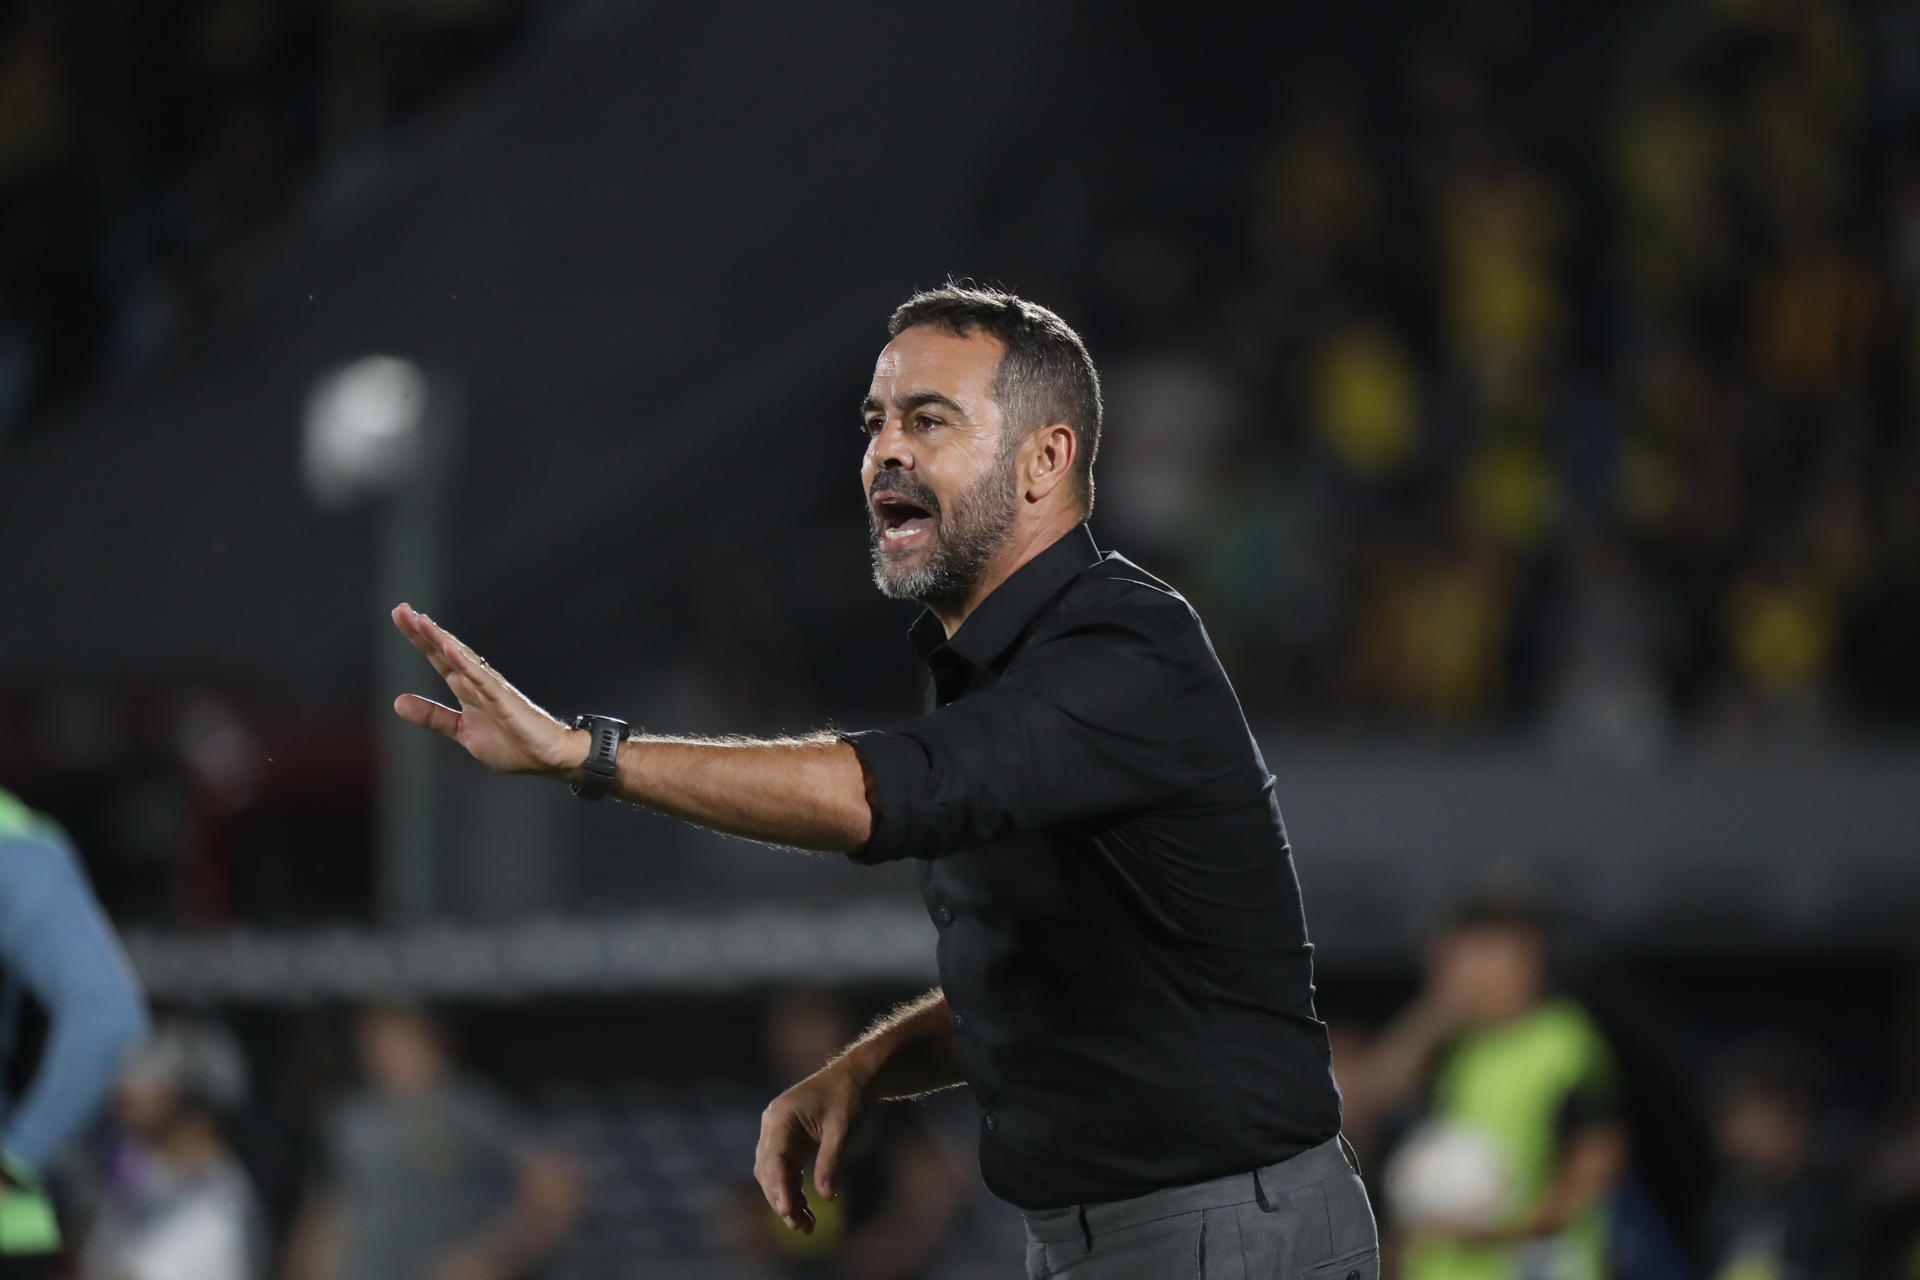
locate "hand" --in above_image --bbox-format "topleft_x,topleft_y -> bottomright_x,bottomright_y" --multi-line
1410,1217 -> 1524,1250
755,1056 -> 873,1235
390,603 -> 587,778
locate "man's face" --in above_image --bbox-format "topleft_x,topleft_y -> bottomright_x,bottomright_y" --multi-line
1428,926 -> 1545,1027
861,325 -> 1022,608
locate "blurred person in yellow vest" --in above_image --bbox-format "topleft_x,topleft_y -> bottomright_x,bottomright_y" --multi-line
1338,890 -> 1628,1280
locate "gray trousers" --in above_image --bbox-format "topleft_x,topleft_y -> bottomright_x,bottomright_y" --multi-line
1021,1136 -> 1378,1280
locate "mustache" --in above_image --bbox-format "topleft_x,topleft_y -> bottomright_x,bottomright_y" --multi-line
869,473 -> 941,518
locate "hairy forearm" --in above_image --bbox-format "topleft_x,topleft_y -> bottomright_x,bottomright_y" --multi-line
840,989 -> 966,1100
590,731 -> 874,852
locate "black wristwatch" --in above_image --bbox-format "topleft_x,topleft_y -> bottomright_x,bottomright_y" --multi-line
567,714 -> 629,800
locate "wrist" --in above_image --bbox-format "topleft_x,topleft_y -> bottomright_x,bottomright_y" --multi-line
834,1039 -> 885,1096
546,728 -> 591,781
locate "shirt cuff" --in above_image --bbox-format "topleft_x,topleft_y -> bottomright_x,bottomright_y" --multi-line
838,729 -> 923,865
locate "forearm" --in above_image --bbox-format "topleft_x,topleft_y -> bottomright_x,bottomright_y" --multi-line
459,1153 -> 582,1272
2,989 -> 147,1171
583,731 -> 873,852
838,989 -> 965,1100
1513,1126 -> 1627,1238
1346,1000 -> 1456,1119
0,840 -> 151,1172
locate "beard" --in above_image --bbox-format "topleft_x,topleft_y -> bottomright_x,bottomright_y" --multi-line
868,448 -> 1020,610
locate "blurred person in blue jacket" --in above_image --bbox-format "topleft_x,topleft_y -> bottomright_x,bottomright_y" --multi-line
0,788 -> 150,1278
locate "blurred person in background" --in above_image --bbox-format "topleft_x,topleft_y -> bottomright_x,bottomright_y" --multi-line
281,1003 -> 580,1280
81,1018 -> 264,1280
730,988 -> 964,1280
1339,892 -> 1626,1280
1698,1040 -> 1855,1280
0,788 -> 149,1279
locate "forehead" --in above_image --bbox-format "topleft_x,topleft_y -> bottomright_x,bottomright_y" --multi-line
869,325 -> 1005,405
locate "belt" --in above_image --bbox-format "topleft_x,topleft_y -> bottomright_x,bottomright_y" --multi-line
1023,1134 -> 1358,1249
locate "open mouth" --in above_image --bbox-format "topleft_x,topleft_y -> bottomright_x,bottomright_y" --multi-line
873,492 -> 937,547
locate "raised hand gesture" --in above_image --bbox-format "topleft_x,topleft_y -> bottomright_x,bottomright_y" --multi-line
390,603 -> 586,778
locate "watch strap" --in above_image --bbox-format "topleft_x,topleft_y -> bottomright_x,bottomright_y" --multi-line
567,714 -> 629,800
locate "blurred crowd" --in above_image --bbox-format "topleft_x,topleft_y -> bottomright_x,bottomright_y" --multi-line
8,783 -> 1920,1279
23,918 -> 1920,1280
1071,0 -> 1920,748
4,0 -> 1918,752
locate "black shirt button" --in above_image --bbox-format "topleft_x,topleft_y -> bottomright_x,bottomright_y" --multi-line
952,1011 -> 967,1030
937,905 -> 954,924
984,1113 -> 998,1131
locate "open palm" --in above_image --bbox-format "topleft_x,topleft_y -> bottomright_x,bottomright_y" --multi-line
390,603 -> 583,778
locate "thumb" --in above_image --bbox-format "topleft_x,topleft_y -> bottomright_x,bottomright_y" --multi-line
395,694 -> 461,738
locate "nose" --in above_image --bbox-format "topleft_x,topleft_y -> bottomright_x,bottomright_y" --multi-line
868,417 -> 913,473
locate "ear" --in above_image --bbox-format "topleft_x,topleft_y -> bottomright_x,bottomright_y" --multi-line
1022,423 -> 1078,505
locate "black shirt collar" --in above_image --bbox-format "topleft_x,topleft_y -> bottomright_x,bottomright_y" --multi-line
909,524 -> 1102,670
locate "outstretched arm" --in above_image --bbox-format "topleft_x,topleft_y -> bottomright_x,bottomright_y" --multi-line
389,604 -> 872,850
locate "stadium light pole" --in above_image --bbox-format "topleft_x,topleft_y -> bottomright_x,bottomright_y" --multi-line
302,356 -> 460,924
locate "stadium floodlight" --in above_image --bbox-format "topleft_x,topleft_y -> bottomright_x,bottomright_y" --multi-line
301,355 -> 432,506
300,354 -> 458,924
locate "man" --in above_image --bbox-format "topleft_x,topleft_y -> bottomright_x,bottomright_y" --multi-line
0,788 -> 150,1278
390,285 -> 1374,1277
1700,1040 -> 1854,1280
81,1018 -> 265,1280
1341,894 -> 1626,1280
281,1004 -> 582,1280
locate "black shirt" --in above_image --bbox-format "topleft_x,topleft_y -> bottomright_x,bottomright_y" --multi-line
845,524 -> 1341,1209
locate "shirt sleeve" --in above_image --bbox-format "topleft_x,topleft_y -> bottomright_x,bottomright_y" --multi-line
843,609 -> 1182,863
0,834 -> 151,1173
1554,1031 -> 1625,1141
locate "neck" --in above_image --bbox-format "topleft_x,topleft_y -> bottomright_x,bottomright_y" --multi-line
928,510 -> 1081,637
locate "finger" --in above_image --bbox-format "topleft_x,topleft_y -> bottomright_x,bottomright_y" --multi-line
756,1153 -> 813,1232
445,646 -> 503,709
755,1114 -> 817,1234
415,610 -> 486,672
393,604 -> 455,678
394,693 -> 461,738
814,1112 -> 849,1201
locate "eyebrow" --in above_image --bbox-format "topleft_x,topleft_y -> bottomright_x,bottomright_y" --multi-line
860,391 -> 969,419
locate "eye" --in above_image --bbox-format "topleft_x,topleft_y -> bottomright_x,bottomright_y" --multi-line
914,413 -> 943,431
861,417 -> 882,436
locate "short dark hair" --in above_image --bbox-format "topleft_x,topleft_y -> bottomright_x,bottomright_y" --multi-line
888,283 -> 1103,514
1446,886 -> 1550,937
1719,1037 -> 1824,1111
